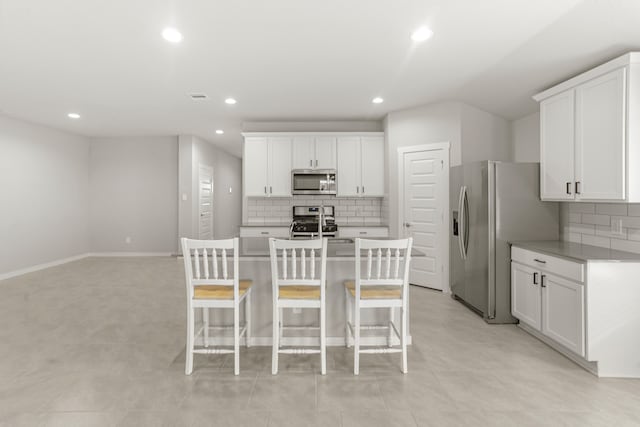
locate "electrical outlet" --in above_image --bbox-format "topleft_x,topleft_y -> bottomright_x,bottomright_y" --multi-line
292,308 -> 302,314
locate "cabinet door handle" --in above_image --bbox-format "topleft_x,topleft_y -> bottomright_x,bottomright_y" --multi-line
541,274 -> 547,288
533,258 -> 546,264
362,186 -> 365,194
356,186 -> 359,194
575,181 -> 581,195
566,182 -> 572,195
270,186 -> 273,194
315,159 -> 318,167
264,186 -> 267,194
533,272 -> 538,285
310,159 -> 313,167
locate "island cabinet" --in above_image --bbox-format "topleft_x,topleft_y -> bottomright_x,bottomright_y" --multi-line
510,242 -> 640,378
534,52 -> 640,202
336,136 -> 384,197
244,137 -> 292,197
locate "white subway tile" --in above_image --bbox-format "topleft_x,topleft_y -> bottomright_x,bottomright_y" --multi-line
356,200 -> 372,206
611,239 -> 640,254
595,225 -> 627,239
595,203 -> 627,216
581,234 -> 610,249
364,217 -> 382,225
628,229 -> 640,242
612,215 -> 640,229
628,205 -> 640,217
568,213 -> 581,224
568,203 -> 595,214
568,223 -> 595,235
581,214 -> 610,226
565,232 -> 582,243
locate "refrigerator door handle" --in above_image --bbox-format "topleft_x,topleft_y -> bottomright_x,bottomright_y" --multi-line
463,187 -> 470,256
458,186 -> 468,260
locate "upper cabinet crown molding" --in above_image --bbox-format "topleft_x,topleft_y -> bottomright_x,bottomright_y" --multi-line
534,52 -> 640,202
242,132 -> 384,138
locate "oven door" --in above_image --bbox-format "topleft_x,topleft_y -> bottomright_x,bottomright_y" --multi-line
292,170 -> 336,195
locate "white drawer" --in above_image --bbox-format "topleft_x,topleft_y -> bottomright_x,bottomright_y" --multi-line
338,227 -> 389,238
239,227 -> 289,238
511,246 -> 584,283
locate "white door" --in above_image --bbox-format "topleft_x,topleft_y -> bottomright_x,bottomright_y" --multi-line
244,137 -> 269,197
540,90 -> 575,200
401,148 -> 446,290
511,263 -> 541,330
337,137 -> 361,197
315,136 -> 337,169
575,68 -> 626,200
541,273 -> 585,356
292,136 -> 315,169
268,137 -> 292,197
361,137 -> 385,197
198,164 -> 214,239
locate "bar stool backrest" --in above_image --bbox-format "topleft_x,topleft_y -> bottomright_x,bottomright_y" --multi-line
269,238 -> 328,299
355,238 -> 413,300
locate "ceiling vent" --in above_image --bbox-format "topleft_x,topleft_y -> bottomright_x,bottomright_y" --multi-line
189,93 -> 208,100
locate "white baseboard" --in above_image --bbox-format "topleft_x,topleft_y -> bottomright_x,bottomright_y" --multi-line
195,335 -> 412,347
0,253 -> 89,282
88,252 -> 174,257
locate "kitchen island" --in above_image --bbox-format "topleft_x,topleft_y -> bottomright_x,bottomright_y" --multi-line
197,237 -> 422,348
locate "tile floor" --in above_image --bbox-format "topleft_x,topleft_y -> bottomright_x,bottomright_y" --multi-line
1,257 -> 640,426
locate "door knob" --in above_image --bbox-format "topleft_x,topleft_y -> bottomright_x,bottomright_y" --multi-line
404,222 -> 412,228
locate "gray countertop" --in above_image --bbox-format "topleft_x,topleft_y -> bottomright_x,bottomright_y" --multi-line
240,237 -> 423,258
510,240 -> 640,263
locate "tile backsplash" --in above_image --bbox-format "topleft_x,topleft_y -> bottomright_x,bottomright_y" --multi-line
561,203 -> 640,254
246,197 -> 383,226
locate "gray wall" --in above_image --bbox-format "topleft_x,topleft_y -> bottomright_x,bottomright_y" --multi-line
0,115 -> 90,275
512,112 -> 540,162
178,135 -> 242,242
89,136 -> 179,253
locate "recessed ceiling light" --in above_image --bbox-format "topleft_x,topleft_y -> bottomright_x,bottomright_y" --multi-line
215,129 -> 224,135
372,97 -> 384,104
411,26 -> 433,42
162,27 -> 183,43
67,113 -> 80,119
225,98 -> 237,105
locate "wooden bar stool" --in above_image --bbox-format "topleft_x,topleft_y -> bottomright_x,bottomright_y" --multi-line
269,237 -> 328,375
344,238 -> 413,375
181,237 -> 252,376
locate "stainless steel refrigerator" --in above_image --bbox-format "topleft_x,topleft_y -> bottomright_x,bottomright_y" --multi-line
450,161 -> 559,323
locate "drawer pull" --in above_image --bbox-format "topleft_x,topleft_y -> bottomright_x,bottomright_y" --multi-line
261,231 -> 269,235
359,231 -> 367,235
533,258 -> 546,264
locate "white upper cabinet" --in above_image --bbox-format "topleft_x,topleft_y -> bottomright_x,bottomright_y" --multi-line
292,137 -> 315,169
243,136 -> 292,197
575,68 -> 626,200
337,136 -> 384,197
314,136 -> 337,169
244,137 -> 270,197
540,90 -> 575,200
534,52 -> 640,202
360,137 -> 384,197
337,137 -> 361,197
292,136 -> 336,170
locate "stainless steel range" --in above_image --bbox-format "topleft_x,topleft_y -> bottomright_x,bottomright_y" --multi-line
290,206 -> 338,239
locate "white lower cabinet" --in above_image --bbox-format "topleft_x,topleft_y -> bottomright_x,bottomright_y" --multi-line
511,249 -> 585,357
541,273 -> 585,356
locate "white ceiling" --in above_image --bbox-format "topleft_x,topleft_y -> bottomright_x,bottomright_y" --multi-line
1,0 -> 639,157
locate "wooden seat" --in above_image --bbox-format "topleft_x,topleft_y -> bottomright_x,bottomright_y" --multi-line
344,280 -> 401,299
344,238 -> 413,375
279,285 -> 321,299
269,237 -> 328,375
194,280 -> 253,299
181,237 -> 252,376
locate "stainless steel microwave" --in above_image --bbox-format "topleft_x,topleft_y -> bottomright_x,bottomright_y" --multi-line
291,169 -> 337,195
